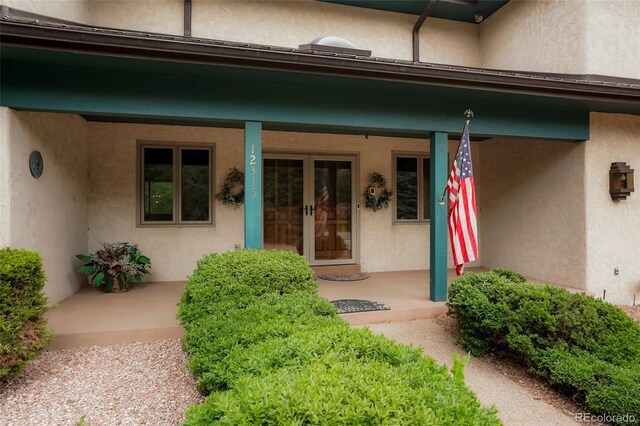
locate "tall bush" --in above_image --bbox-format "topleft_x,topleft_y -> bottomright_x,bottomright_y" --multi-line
448,269 -> 640,425
180,250 -> 501,425
0,248 -> 51,378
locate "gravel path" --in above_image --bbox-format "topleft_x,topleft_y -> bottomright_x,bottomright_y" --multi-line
368,319 -> 580,426
0,340 -> 202,426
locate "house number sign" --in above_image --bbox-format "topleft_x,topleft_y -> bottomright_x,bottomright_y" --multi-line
249,144 -> 257,198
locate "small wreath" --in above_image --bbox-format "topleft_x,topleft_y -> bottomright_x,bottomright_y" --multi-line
216,167 -> 245,207
364,172 -> 393,212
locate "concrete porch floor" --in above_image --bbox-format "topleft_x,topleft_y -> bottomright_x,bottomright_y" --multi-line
45,268 -> 483,350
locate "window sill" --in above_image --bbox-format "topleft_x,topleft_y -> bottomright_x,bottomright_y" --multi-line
137,223 -> 216,228
392,220 -> 431,225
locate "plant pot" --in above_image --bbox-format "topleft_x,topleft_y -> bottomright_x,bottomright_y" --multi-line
106,275 -> 129,293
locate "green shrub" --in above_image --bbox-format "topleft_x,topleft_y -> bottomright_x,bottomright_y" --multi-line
185,357 -> 497,426
178,250 -> 317,324
448,269 -> 640,425
0,248 -> 51,378
179,250 -> 500,425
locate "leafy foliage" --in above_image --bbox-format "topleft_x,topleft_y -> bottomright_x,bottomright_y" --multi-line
179,249 -> 501,425
448,269 -> 640,425
0,248 -> 51,378
75,242 -> 151,292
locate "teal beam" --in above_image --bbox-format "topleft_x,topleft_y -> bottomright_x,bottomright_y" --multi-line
244,122 -> 263,249
0,49 -> 593,141
429,131 -> 448,302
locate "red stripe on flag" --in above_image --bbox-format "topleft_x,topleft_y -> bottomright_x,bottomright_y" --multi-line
446,122 -> 478,275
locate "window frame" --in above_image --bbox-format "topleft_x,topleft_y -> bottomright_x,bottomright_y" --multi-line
137,141 -> 215,227
392,152 -> 431,224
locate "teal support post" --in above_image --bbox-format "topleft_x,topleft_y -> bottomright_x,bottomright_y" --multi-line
244,121 -> 263,249
429,131 -> 448,302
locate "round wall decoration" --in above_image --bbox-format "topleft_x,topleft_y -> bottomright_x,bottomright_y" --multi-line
216,167 -> 245,207
29,150 -> 44,178
364,171 -> 393,212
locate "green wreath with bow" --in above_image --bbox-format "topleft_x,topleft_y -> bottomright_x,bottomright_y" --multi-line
216,167 -> 245,207
364,172 -> 393,212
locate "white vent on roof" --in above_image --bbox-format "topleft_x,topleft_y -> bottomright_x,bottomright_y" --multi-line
299,36 -> 371,57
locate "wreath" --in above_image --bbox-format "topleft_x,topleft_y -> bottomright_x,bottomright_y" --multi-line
364,172 -> 393,212
216,167 -> 245,207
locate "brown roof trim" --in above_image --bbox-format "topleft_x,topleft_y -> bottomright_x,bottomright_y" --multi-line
1,16 -> 639,105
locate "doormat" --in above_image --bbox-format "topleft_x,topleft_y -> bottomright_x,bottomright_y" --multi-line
317,273 -> 369,281
331,299 -> 390,314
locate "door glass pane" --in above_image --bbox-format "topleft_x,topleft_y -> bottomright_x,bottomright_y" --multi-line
263,159 -> 304,255
143,147 -> 174,222
396,157 -> 418,220
181,149 -> 210,222
422,157 -> 431,220
314,160 -> 352,261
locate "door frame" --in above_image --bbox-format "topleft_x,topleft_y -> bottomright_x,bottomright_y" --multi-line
263,150 -> 360,266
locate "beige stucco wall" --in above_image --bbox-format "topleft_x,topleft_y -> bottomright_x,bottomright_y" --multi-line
2,0 -> 89,23
87,0 -> 184,35
479,0 -> 589,74
84,0 -> 481,66
6,1 -> 638,77
478,137 -> 587,290
585,113 -> 640,304
585,1 -> 640,79
0,109 -> 11,248
5,110 -> 89,304
480,0 -> 640,79
87,122 -> 245,283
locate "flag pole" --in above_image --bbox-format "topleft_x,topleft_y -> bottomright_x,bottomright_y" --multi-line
438,109 -> 474,206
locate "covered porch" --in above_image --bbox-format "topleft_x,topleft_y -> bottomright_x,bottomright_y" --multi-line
12,10 -> 640,328
45,269 -> 484,350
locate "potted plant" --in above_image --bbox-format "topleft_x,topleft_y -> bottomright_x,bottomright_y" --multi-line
75,242 -> 151,293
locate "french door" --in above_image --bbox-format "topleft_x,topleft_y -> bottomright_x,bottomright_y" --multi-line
263,154 -> 357,265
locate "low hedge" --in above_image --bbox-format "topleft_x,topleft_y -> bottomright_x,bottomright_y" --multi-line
0,247 -> 51,379
179,250 -> 501,425
448,270 -> 640,425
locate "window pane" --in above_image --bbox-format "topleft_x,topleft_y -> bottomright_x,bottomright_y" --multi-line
396,157 -> 418,220
181,149 -> 210,222
143,147 -> 174,222
423,157 -> 431,220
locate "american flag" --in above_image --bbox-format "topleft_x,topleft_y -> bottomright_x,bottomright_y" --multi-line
446,121 -> 478,275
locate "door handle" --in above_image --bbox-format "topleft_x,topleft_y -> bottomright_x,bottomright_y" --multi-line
309,205 -> 314,215
303,205 -> 309,215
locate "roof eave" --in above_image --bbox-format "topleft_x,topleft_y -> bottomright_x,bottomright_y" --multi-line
1,18 -> 639,106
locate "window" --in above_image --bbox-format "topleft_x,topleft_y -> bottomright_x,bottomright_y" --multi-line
139,143 -> 214,226
394,154 -> 431,222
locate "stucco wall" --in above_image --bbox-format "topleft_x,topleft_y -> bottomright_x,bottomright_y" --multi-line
480,0 -> 640,79
585,1 -> 640,79
6,110 -> 89,304
87,122 -> 245,283
478,137 -> 587,290
585,113 -> 640,304
2,0 -> 89,23
479,0 -> 589,74
88,0 -> 184,35
85,0 -> 480,66
0,109 -> 12,248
